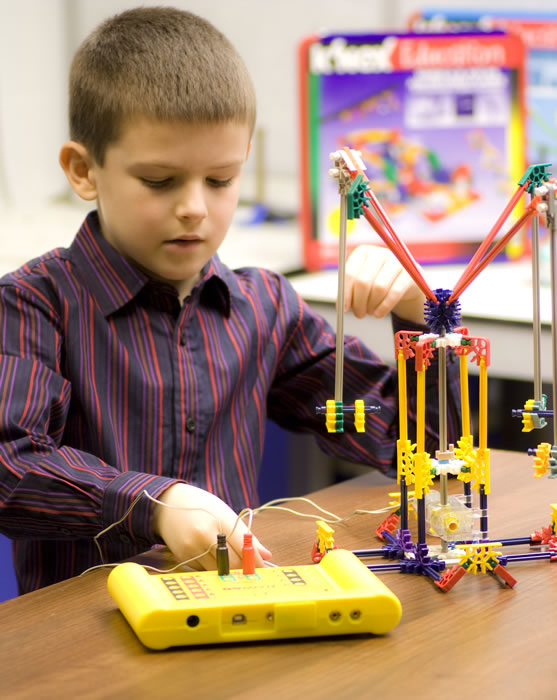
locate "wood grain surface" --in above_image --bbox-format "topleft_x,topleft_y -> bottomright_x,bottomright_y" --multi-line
1,450 -> 555,700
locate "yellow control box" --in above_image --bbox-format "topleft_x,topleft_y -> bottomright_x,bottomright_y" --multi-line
107,549 -> 402,648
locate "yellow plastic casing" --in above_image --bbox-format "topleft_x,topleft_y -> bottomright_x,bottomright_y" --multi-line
107,548 -> 402,649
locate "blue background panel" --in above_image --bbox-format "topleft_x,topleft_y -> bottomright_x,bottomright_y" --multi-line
0,534 -> 17,602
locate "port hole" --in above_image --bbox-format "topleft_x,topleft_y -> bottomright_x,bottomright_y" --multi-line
329,611 -> 341,622
186,615 -> 200,627
232,614 -> 247,624
350,610 -> 361,620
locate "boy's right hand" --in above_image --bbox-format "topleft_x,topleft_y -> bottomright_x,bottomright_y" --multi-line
152,483 -> 272,571
344,244 -> 426,325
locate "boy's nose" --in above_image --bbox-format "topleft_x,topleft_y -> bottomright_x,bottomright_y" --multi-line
175,183 -> 208,220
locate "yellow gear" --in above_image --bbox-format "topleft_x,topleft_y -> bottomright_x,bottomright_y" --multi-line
455,434 -> 474,485
354,399 -> 365,432
413,451 -> 433,499
533,442 -> 551,478
397,438 -> 416,485
459,543 -> 502,574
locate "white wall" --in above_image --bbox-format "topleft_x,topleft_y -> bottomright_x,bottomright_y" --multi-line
0,0 -> 68,207
0,0 -> 555,212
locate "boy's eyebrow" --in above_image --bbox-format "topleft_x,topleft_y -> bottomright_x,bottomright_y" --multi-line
129,159 -> 245,170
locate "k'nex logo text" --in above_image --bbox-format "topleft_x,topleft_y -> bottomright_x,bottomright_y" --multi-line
310,37 -> 397,75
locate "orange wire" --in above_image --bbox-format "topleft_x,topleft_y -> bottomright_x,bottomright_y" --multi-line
449,207 -> 537,301
451,181 -> 529,300
362,206 -> 437,302
341,147 -> 437,303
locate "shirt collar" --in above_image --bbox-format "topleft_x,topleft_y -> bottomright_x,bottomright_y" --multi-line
69,210 -> 239,318
200,255 -> 248,316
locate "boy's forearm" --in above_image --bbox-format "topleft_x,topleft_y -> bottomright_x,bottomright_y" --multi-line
0,441 -> 174,545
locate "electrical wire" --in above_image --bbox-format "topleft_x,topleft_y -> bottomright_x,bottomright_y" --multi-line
81,489 -> 397,578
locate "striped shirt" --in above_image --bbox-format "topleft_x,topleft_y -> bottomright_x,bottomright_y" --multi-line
0,211 -> 460,593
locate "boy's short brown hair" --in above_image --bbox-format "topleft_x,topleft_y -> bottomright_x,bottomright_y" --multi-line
69,6 -> 256,164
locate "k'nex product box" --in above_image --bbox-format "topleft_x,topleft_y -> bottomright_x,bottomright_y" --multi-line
411,10 -> 557,167
299,31 -> 526,270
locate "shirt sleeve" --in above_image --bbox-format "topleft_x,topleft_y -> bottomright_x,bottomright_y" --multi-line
0,282 -> 175,545
267,275 -> 462,476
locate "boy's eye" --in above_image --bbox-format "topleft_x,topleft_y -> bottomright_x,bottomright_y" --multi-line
207,177 -> 233,188
140,177 -> 173,189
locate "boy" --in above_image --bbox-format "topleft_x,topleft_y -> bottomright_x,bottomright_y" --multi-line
0,7 -> 460,593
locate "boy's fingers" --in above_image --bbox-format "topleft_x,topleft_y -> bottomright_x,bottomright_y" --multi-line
349,255 -> 388,318
343,277 -> 354,313
351,280 -> 372,318
258,545 -> 273,560
344,253 -> 367,312
365,266 -> 403,317
186,548 -> 216,571
369,268 -> 412,317
253,535 -> 272,562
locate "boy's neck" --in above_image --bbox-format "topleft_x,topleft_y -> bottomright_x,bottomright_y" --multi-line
179,273 -> 201,303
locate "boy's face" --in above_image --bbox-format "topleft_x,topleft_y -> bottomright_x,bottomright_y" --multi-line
88,119 -> 251,298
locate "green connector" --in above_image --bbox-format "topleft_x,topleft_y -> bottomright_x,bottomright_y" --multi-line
346,174 -> 370,220
334,400 -> 344,433
519,163 -> 552,195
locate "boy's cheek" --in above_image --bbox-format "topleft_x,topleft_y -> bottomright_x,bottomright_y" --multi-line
128,193 -> 165,220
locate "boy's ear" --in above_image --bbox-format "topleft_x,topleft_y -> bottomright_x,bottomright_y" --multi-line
59,141 -> 98,201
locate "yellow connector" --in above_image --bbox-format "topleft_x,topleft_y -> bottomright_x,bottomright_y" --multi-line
521,412 -> 534,432
315,520 -> 336,553
354,399 -> 365,432
533,442 -> 551,478
325,399 -> 339,433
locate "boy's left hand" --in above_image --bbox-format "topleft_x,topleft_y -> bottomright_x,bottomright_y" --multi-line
344,244 -> 426,325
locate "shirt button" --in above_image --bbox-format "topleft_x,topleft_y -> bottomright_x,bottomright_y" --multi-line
185,417 -> 196,433
120,534 -> 131,545
180,330 -> 187,345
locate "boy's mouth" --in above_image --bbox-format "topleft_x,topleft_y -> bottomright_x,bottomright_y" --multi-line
164,236 -> 203,249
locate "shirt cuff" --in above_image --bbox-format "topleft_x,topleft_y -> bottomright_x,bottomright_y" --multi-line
391,311 -> 429,334
101,471 -> 180,549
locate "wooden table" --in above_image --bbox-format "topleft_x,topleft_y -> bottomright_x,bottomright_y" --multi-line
2,450 -> 556,699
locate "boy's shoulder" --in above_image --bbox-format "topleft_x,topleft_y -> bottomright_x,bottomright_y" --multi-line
1,211 -> 145,317
0,246 -> 74,320
0,246 -> 71,290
